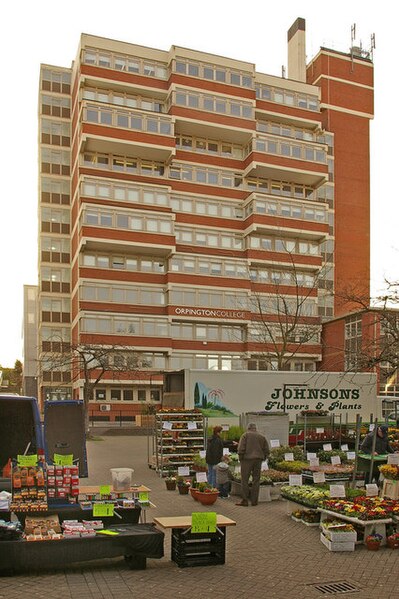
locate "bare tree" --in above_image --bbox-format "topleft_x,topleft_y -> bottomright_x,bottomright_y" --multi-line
39,341 -> 149,433
331,281 -> 399,377
245,259 -> 324,370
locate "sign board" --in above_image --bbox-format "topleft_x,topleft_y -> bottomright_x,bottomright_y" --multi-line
284,453 -> 294,462
289,474 -> 302,486
93,503 -> 114,517
341,444 -> 349,451
388,454 -> 399,465
187,421 -> 197,430
191,512 -> 217,533
53,454 -> 73,466
329,485 -> 346,498
270,439 -> 280,448
366,484 -> 379,497
323,443 -> 333,451
347,452 -> 356,460
331,455 -> 341,466
261,460 -> 269,470
313,471 -> 326,484
309,458 -> 319,467
223,448 -> 230,456
162,421 -> 173,431
178,466 -> 190,476
184,370 -> 378,421
307,452 -> 317,460
199,450 -> 206,459
316,428 -> 325,434
195,472 -> 207,483
17,455 -> 38,467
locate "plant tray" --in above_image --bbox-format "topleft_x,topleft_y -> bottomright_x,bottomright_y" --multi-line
291,516 -> 302,522
302,521 -> 320,527
322,528 -> 357,543
320,532 -> 355,552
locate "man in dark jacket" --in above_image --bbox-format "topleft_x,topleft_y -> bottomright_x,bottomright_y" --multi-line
205,426 -> 224,487
360,424 -> 394,483
361,424 -> 394,455
236,423 -> 269,506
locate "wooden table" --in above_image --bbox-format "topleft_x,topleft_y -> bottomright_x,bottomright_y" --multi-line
318,507 -> 392,545
153,515 -> 236,567
79,486 -> 155,523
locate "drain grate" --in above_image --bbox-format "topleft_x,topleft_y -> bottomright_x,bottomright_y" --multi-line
308,581 -> 360,595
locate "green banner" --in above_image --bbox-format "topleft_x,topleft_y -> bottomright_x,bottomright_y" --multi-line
93,503 -> 115,517
53,453 -> 73,466
17,455 -> 38,467
191,511 -> 217,533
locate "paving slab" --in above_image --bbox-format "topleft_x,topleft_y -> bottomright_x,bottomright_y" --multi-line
1,435 -> 398,598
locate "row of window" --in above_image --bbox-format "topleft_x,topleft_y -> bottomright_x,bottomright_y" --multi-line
174,59 -> 252,88
81,178 -> 326,220
95,388 -> 161,402
84,104 -> 173,136
249,323 -> 320,344
41,119 -> 70,147
83,207 -> 173,235
41,95 -> 71,119
82,315 -> 169,336
81,284 -> 165,305
83,49 -> 168,78
176,135 -> 242,158
250,236 -> 320,256
170,256 -> 246,278
249,268 -> 315,287
256,121 -> 330,145
83,153 -> 164,177
41,178 -> 70,206
41,69 -> 71,94
250,296 -> 317,317
176,227 -> 243,250
82,254 -> 165,272
255,84 -> 319,111
245,198 -> 327,222
82,151 -> 327,201
248,136 -> 327,164
82,88 -> 164,112
173,89 -> 253,119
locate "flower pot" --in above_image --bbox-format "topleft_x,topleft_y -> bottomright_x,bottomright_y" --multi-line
387,538 -> 399,549
165,480 -> 177,491
196,491 -> 219,506
178,485 -> 190,495
365,541 -> 381,551
190,487 -> 199,500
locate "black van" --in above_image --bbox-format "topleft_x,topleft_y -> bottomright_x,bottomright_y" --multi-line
0,395 -> 88,489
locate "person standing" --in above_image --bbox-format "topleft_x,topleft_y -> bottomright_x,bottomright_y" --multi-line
205,425 -> 224,487
236,423 -> 269,506
215,454 -> 233,498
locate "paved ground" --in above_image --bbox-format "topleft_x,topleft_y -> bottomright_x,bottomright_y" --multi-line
1,435 -> 399,598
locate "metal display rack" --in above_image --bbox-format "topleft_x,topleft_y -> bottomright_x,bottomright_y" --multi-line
153,411 -> 206,476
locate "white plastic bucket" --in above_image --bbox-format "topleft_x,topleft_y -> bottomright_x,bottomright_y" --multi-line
110,467 -> 134,491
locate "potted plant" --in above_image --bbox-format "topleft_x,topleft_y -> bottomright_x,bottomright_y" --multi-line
165,475 -> 177,491
195,482 -> 219,505
365,533 -> 383,551
176,476 -> 190,495
387,532 -> 399,549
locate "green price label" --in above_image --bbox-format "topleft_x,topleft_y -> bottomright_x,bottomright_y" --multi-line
138,491 -> 149,503
191,511 -> 217,533
53,454 -> 73,466
97,529 -> 119,536
100,485 -> 111,496
17,455 -> 38,467
93,503 -> 115,517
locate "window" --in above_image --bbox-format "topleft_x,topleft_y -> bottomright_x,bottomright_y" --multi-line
137,389 -> 146,401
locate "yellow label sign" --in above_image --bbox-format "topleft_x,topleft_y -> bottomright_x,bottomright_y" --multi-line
17,455 -> 38,467
100,485 -> 111,496
93,503 -> 115,517
191,511 -> 217,533
97,529 -> 119,536
53,454 -> 74,466
138,491 -> 149,503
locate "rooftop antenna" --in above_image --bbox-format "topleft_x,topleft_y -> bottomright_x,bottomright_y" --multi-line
350,23 -> 356,71
370,33 -> 376,61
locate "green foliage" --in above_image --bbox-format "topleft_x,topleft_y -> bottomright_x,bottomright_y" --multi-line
317,449 -> 349,464
268,445 -> 305,468
274,460 -> 309,473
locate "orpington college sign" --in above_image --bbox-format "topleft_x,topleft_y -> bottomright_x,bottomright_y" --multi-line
174,307 -> 245,319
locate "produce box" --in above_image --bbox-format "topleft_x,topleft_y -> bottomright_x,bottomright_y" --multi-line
320,532 -> 355,552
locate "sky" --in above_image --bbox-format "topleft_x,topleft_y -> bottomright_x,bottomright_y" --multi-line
0,0 -> 397,367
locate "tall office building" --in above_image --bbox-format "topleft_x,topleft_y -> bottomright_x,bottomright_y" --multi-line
37,19 -> 374,417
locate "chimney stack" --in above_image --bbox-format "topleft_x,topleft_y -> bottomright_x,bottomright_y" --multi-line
287,17 -> 306,82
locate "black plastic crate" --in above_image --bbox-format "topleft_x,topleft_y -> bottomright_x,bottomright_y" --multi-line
171,528 -> 226,567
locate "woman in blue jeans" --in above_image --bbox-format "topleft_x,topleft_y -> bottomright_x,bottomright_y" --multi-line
205,426 -> 224,487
